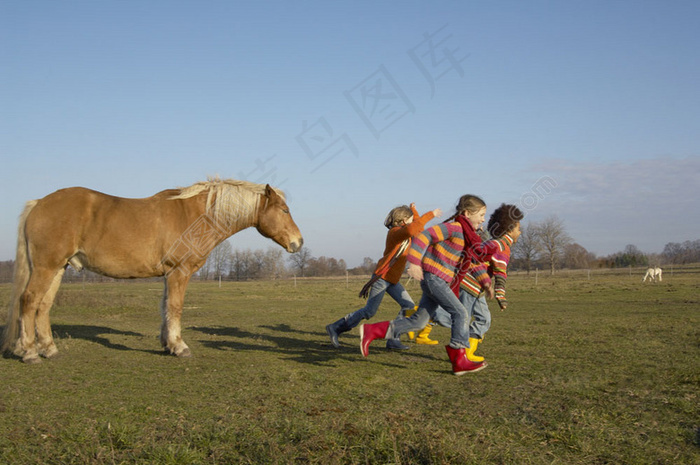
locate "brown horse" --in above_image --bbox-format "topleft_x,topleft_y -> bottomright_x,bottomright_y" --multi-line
1,178 -> 303,363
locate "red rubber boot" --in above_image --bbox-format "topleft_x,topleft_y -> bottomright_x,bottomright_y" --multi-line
359,321 -> 390,357
445,345 -> 487,375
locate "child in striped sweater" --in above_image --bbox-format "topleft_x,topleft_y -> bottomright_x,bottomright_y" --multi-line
359,194 -> 499,375
456,204 -> 523,362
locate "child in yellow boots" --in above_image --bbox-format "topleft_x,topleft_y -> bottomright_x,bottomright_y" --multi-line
421,203 -> 523,362
458,203 -> 523,362
404,306 -> 439,345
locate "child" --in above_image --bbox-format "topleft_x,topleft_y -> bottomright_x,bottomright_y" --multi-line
451,204 -> 524,362
359,195 -> 499,375
326,203 -> 441,349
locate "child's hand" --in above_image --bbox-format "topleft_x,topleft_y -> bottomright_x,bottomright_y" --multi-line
433,208 -> 443,218
484,283 -> 495,299
407,263 -> 424,281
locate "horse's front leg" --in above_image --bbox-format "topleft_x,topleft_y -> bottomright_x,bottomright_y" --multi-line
160,273 -> 192,357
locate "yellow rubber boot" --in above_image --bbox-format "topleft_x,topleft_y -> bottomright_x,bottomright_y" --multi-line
466,337 -> 484,362
415,324 -> 439,345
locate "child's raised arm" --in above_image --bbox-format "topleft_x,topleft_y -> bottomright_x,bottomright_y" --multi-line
400,205 -> 442,239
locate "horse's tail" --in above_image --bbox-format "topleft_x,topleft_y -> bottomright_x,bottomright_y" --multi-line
1,200 -> 37,354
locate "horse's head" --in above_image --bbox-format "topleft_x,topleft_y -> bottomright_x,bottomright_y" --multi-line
256,185 -> 303,253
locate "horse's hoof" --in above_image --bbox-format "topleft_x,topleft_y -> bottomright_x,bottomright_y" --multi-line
41,346 -> 59,359
23,356 -> 42,364
165,347 -> 192,357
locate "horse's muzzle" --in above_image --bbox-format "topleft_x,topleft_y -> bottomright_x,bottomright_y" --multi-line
287,238 -> 303,253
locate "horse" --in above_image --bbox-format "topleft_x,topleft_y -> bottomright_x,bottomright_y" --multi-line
642,267 -> 663,283
1,178 -> 303,363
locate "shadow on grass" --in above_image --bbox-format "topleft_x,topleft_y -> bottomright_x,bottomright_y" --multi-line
190,323 -> 439,368
1,324 -> 164,361
1,322 -> 441,368
52,324 -> 153,353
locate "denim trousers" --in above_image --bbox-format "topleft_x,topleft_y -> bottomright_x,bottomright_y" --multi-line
389,272 -> 470,349
344,278 -> 414,329
433,291 -> 492,340
465,293 -> 491,339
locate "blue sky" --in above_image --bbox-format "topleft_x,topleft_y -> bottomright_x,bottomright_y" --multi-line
2,1 -> 699,267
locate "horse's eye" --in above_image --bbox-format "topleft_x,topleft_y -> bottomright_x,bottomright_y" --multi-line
282,209 -> 289,214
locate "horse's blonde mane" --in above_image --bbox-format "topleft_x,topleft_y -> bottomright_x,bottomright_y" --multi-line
168,177 -> 285,231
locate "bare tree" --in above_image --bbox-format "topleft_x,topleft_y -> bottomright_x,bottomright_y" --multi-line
662,240 -> 700,264
288,247 -> 312,277
251,250 -> 266,278
260,248 -> 285,279
199,253 -> 213,280
537,215 -> 572,275
230,249 -> 253,280
562,243 -> 596,269
349,257 -> 376,275
307,256 -> 330,277
334,258 -> 347,275
512,222 -> 540,274
0,260 -> 13,284
207,240 -> 232,281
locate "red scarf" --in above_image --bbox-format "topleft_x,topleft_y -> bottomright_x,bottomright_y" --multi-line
449,215 -> 484,297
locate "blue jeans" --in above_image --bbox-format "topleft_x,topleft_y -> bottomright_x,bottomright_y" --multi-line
433,291 -> 492,341
431,306 -> 453,328
344,278 -> 414,329
466,294 -> 491,339
388,272 -> 470,349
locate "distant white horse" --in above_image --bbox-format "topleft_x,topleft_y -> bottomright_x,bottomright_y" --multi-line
642,267 -> 663,283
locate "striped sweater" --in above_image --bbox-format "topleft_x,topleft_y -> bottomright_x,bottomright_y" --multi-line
460,234 -> 514,309
406,221 -> 497,284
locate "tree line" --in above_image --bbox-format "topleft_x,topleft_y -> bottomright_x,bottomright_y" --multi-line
0,216 -> 698,283
197,241 -> 352,281
510,215 -> 700,274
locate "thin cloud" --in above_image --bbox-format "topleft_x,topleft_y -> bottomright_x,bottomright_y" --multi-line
535,156 -> 699,207
518,156 -> 700,255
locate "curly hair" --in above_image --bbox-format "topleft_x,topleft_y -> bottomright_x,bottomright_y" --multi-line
487,204 -> 524,238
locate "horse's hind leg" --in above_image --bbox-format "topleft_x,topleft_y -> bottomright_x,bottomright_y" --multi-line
17,267 -> 60,363
160,274 -> 192,357
35,268 -> 65,358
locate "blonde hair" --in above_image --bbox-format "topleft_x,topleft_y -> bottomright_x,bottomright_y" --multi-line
384,205 -> 413,229
447,194 -> 486,221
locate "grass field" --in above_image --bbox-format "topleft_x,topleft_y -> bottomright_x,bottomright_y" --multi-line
0,268 -> 698,464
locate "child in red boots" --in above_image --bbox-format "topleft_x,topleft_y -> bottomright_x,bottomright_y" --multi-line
326,203 -> 441,349
360,194 -> 499,375
440,204 -> 524,363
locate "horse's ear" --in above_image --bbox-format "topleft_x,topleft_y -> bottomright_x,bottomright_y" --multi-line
265,184 -> 274,198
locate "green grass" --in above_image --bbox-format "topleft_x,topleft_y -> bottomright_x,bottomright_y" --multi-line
1,269 -> 698,464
